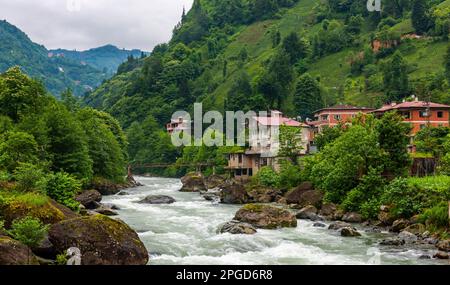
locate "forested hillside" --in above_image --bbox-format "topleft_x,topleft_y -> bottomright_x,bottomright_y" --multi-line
85,0 -> 450,167
50,45 -> 147,77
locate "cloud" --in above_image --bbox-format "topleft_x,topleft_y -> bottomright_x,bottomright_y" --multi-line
0,0 -> 193,51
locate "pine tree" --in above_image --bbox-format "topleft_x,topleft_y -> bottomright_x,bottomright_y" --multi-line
445,45 -> 450,83
411,0 -> 430,34
383,51 -> 410,102
281,32 -> 309,64
294,73 -> 323,120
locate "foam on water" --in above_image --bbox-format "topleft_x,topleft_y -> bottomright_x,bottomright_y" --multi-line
102,177 -> 445,265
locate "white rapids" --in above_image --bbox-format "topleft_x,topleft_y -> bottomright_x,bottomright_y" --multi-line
102,177 -> 445,265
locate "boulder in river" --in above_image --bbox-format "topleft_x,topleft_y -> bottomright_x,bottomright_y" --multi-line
398,231 -> 418,243
220,182 -> 250,204
75,190 -> 102,209
378,206 -> 395,226
248,186 -> 280,203
48,215 -> 149,265
319,203 -> 338,217
391,219 -> 410,233
0,236 -> 39,265
328,221 -> 353,231
296,205 -> 318,220
94,206 -> 119,216
313,222 -> 327,228
138,195 -> 176,204
340,227 -> 361,237
433,251 -> 449,260
180,173 -> 206,192
218,220 -> 257,235
436,239 -> 450,252
342,212 -> 363,223
380,238 -> 405,246
234,204 -> 297,229
285,182 -> 323,208
204,175 -> 227,190
402,224 -> 426,235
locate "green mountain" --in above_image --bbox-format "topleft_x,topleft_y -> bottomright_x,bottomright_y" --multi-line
85,0 -> 450,164
50,45 -> 147,77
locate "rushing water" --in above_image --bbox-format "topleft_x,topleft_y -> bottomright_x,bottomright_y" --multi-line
103,177 -> 445,265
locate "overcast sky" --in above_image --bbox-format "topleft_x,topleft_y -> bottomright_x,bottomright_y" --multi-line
0,0 -> 193,51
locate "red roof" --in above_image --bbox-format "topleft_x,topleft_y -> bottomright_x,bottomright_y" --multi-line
254,117 -> 305,127
314,105 -> 375,114
375,101 -> 450,112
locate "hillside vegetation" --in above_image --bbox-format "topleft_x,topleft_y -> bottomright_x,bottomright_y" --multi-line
85,0 -> 450,166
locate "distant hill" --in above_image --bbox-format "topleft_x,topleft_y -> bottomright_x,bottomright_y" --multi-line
50,45 -> 147,76
0,20 -> 146,97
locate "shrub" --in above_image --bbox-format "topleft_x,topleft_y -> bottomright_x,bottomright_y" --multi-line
0,219 -> 5,232
0,170 -> 10,183
254,167 -> 280,188
381,178 -> 421,218
278,161 -> 302,191
419,202 -> 449,229
8,216 -> 49,263
45,172 -> 81,211
13,163 -> 47,192
55,252 -> 68,266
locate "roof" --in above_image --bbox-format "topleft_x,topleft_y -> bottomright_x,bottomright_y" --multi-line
374,101 -> 450,113
314,105 -> 375,114
254,117 -> 307,127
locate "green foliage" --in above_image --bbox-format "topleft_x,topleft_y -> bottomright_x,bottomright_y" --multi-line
13,163 -> 47,193
45,172 -> 81,211
314,125 -> 344,151
279,125 -> 303,164
278,161 -> 303,190
419,201 -> 449,229
281,32 -> 310,64
8,216 -> 49,248
254,166 -> 280,188
411,0 -> 432,34
55,252 -> 68,266
0,131 -> 38,172
415,126 -> 450,157
294,73 -> 322,120
382,51 -> 410,102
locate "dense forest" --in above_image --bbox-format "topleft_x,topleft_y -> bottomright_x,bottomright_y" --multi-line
85,0 -> 450,168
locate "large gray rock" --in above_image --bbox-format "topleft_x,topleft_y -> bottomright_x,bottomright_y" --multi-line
234,204 -> 297,229
296,205 -> 319,220
218,220 -> 257,235
248,186 -> 280,203
319,203 -> 338,217
342,212 -> 363,223
328,221 -> 353,231
436,239 -> 450,252
391,219 -> 409,233
180,173 -> 206,192
204,175 -> 227,190
94,206 -> 119,216
340,227 -> 361,237
399,231 -> 418,243
0,236 -> 39,265
75,190 -> 102,209
220,182 -> 250,204
138,195 -> 176,204
49,215 -> 149,265
402,224 -> 426,235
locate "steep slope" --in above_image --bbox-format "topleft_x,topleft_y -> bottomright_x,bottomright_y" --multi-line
50,45 -> 147,76
86,0 -> 449,129
0,20 -> 106,97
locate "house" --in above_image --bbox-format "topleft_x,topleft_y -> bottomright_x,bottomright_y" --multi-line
373,99 -> 450,136
166,117 -> 191,134
310,105 -> 375,133
227,111 -> 311,180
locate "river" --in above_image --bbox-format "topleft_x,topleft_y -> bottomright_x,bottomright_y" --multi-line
102,177 -> 445,265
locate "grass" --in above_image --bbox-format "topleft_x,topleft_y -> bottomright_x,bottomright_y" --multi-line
407,175 -> 450,195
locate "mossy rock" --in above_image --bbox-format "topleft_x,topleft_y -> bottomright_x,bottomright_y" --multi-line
0,236 -> 39,265
48,215 -> 148,265
235,204 -> 297,229
0,194 -> 79,227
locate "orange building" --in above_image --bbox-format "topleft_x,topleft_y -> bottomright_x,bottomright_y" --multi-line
373,100 -> 450,135
310,105 -> 375,133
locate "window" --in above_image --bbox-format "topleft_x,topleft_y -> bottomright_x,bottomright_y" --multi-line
334,115 -> 341,121
235,169 -> 242,176
402,112 -> 411,119
249,168 -> 253,177
321,115 -> 329,121
437,111 -> 444,118
419,111 -> 429,118
261,158 -> 268,166
238,154 -> 243,164
243,169 -> 248,176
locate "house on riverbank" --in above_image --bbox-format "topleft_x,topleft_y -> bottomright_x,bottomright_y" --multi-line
227,111 -> 311,180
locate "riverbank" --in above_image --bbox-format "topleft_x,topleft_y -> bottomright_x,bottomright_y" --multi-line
103,176 -> 449,265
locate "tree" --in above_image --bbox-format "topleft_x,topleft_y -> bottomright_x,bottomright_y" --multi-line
375,111 -> 412,176
258,51 -> 294,109
279,125 -> 303,164
415,126 -> 450,158
226,72 -> 256,112
383,51 -> 410,102
445,45 -> 450,83
314,125 -> 344,151
60,89 -> 79,112
45,172 -> 81,211
411,0 -> 430,34
294,73 -> 322,120
281,32 -> 309,64
0,67 -> 46,122
8,216 -> 49,264
0,131 -> 38,172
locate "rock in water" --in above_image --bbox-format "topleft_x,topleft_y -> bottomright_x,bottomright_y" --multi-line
319,203 -> 338,217
75,190 -> 102,209
313,222 -> 327,228
399,231 -> 418,243
49,215 -> 149,265
436,239 -> 450,252
220,182 -> 250,204
204,175 -> 227,190
95,206 -> 119,216
340,227 -> 361,237
296,205 -> 318,220
433,251 -> 449,260
342,212 -> 363,223
0,236 -> 39,265
218,220 -> 257,235
180,173 -> 206,192
234,204 -> 297,229
328,221 -> 353,231
138,195 -> 176,204
391,219 -> 409,233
